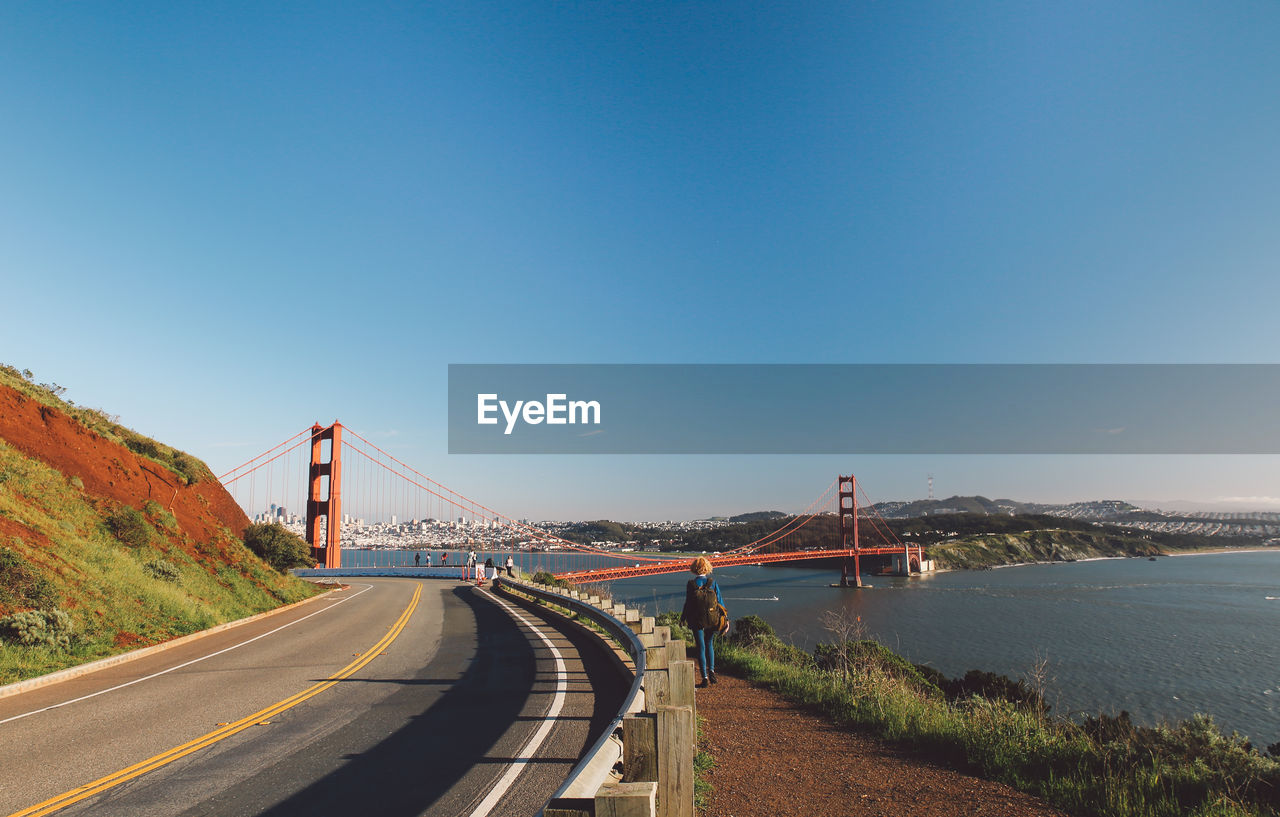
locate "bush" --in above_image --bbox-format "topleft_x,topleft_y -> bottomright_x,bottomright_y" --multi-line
0,547 -> 57,612
142,500 -> 179,531
144,558 -> 181,583
814,639 -> 944,699
941,668 -> 1046,713
657,610 -> 693,645
532,570 -> 572,589
0,608 -> 74,650
244,523 -> 314,572
124,436 -> 162,460
731,614 -> 776,641
168,451 -> 202,485
725,614 -> 813,667
106,506 -> 152,548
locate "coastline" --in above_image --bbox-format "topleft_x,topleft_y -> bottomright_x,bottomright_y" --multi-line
926,540 -> 1277,574
1163,545 -> 1277,557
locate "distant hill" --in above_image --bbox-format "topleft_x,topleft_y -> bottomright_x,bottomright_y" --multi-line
870,495 -> 1034,517
872,495 -> 1152,519
868,495 -> 1277,541
728,510 -> 787,524
0,365 -> 317,683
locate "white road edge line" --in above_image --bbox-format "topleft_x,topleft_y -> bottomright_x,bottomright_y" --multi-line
0,583 -> 376,726
466,590 -> 569,817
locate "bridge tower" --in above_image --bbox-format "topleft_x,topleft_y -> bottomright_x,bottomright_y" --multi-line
838,475 -> 862,587
306,422 -> 343,569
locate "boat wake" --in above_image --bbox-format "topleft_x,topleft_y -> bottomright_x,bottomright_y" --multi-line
726,596 -> 780,601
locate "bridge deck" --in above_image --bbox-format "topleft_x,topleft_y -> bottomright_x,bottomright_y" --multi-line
557,546 -> 917,582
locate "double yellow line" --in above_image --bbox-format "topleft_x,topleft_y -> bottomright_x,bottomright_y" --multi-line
8,583 -> 422,817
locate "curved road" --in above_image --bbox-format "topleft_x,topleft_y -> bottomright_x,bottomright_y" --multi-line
0,578 -> 626,817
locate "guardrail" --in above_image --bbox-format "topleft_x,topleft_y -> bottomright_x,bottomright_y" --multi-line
494,577 -> 698,817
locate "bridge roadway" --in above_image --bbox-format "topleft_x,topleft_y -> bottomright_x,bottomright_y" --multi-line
561,546 -> 919,582
0,578 -> 626,817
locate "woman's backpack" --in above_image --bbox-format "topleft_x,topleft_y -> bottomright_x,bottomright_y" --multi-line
691,579 -> 723,630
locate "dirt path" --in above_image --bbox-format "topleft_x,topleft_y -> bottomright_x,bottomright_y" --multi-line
696,673 -> 1069,817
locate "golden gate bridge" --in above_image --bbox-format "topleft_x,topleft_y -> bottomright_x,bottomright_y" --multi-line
218,422 -> 926,587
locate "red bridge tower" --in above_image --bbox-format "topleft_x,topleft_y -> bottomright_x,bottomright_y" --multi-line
837,474 -> 863,587
306,422 -> 343,569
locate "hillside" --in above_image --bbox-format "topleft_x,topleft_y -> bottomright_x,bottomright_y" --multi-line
0,366 -> 318,683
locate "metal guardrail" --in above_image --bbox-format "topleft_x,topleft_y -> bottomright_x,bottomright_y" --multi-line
493,577 -> 647,812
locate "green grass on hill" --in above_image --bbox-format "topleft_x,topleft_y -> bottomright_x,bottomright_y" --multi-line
0,438 -> 318,683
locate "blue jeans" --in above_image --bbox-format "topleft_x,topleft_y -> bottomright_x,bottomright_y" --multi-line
692,628 -> 716,678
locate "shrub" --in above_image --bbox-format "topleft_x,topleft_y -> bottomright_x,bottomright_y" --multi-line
124,436 -> 162,460
0,547 -> 58,612
725,614 -> 812,667
106,506 -> 152,548
169,452 -> 204,485
0,608 -> 74,650
945,668 -> 1046,712
144,558 -> 181,583
815,639 -> 944,698
731,614 -> 776,641
142,500 -> 179,531
244,522 -> 314,572
657,610 -> 693,645
531,570 -> 572,589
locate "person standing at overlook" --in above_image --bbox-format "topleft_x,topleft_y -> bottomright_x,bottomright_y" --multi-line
680,556 -> 727,688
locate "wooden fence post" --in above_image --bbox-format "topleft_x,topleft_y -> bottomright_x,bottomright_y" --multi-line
643,669 -> 671,713
596,781 -> 657,817
664,638 -> 686,668
622,713 -> 658,783
667,659 -> 697,722
645,644 -> 669,671
656,705 -> 694,817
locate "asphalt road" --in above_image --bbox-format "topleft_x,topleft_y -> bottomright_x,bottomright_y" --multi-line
0,578 -> 626,817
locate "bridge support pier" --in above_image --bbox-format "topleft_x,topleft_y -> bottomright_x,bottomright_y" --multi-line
839,553 -> 863,587
896,549 -> 911,576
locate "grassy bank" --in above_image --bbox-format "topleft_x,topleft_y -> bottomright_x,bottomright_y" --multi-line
693,614 -> 1279,817
0,438 -> 318,684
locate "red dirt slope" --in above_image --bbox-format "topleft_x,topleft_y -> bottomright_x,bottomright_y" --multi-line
0,383 -> 249,547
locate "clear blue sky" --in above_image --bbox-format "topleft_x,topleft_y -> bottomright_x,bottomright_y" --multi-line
2,2 -> 1278,519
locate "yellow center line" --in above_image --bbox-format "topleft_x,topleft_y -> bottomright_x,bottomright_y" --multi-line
7,583 -> 422,817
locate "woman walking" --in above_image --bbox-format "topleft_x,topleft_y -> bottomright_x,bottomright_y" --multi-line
680,556 -> 727,688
